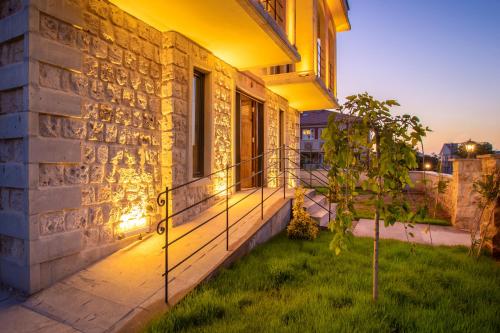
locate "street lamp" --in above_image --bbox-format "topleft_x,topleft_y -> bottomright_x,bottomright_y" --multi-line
424,163 -> 431,170
465,139 -> 475,159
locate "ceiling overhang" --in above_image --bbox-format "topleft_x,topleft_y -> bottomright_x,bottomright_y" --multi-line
109,0 -> 300,69
327,0 -> 351,32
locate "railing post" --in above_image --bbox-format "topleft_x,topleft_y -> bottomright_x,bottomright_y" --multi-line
226,164 -> 229,251
165,187 -> 169,304
309,147 -> 312,186
328,187 -> 332,223
261,159 -> 264,220
283,145 -> 286,199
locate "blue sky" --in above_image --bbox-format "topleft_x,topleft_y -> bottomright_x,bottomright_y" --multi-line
336,0 -> 500,153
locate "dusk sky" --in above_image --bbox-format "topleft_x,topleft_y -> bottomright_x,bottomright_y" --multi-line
337,0 -> 500,153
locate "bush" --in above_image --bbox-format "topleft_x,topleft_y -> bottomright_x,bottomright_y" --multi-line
287,187 -> 319,240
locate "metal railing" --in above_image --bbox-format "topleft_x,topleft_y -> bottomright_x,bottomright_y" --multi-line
155,145 -> 333,303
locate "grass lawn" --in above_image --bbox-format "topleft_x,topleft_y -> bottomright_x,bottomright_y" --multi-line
314,187 -> 451,226
146,232 -> 500,333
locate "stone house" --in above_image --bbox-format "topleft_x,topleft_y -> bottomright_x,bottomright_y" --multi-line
0,0 -> 350,294
439,143 -> 459,174
300,109 -> 336,168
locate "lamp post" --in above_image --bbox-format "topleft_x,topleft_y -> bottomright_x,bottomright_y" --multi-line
465,139 -> 475,159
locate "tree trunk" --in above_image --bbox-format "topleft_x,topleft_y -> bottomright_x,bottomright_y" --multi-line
477,200 -> 498,257
373,132 -> 381,302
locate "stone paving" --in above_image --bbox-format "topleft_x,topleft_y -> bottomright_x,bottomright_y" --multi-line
0,188 -> 295,333
353,219 -> 471,246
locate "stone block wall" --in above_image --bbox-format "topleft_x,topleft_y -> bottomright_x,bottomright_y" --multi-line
0,0 -> 301,293
0,0 -> 30,291
0,0 -> 164,293
286,107 -> 301,187
450,159 -> 483,229
159,31 -> 236,224
409,171 -> 454,217
410,156 -> 500,256
478,155 -> 500,257
264,90 -> 286,188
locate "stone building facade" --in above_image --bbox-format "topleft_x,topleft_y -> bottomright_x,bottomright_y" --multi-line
0,0 -> 350,293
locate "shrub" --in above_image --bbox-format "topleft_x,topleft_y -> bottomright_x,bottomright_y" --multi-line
287,187 -> 319,240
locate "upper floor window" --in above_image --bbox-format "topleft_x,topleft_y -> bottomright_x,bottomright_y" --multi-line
302,128 -> 314,141
192,70 -> 205,178
316,38 -> 321,79
318,128 -> 324,140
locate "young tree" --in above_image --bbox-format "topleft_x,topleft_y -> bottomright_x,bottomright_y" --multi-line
322,93 -> 429,301
471,169 -> 500,257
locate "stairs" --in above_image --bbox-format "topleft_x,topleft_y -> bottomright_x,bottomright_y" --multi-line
302,189 -> 336,228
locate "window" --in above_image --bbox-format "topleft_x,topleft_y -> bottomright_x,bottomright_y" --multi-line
318,128 -> 324,141
302,128 -> 314,141
192,70 -> 205,178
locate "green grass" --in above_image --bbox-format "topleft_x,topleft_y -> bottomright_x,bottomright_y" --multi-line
146,232 -> 500,333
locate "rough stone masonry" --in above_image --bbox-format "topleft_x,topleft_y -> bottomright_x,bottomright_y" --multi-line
0,0 -> 301,294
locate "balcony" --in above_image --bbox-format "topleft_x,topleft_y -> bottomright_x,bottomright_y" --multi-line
301,139 -> 323,152
109,0 -> 300,69
263,69 -> 337,111
260,0 -> 350,111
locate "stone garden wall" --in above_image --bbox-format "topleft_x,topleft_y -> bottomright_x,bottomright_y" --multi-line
478,155 -> 500,258
409,171 -> 454,218
411,155 -> 500,257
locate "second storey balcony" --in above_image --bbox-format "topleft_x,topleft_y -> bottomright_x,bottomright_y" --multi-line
263,70 -> 336,111
260,0 -> 350,111
110,0 -> 300,69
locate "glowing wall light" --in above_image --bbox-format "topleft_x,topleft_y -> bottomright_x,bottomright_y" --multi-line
214,170 -> 228,197
117,206 -> 148,234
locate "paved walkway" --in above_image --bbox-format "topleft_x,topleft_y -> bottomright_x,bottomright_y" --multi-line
353,219 -> 471,246
0,188 -> 294,333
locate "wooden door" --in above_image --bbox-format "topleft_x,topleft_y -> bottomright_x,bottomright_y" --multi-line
240,97 -> 253,188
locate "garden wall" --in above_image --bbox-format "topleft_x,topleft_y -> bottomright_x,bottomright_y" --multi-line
411,155 -> 499,257
409,171 -> 454,218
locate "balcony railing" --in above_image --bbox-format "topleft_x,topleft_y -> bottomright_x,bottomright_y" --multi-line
259,0 -> 286,31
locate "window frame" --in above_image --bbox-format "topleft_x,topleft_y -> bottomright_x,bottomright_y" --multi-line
192,70 -> 205,178
301,128 -> 314,141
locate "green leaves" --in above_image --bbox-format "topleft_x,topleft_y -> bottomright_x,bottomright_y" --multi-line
323,93 -> 429,255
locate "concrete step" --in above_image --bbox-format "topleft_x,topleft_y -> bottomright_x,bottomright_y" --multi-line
303,194 -> 327,214
310,209 -> 331,228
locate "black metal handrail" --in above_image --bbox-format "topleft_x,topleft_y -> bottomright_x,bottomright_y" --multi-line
167,147 -> 282,193
155,145 -> 333,304
287,145 -> 330,173
286,169 -> 331,214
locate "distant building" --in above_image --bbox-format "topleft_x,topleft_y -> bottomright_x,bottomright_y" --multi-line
300,110 -> 335,168
439,143 -> 459,174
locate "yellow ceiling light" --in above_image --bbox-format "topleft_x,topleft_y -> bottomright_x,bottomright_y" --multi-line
109,0 -> 300,69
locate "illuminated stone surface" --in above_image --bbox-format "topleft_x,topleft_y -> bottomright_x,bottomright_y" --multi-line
0,0 -> 301,295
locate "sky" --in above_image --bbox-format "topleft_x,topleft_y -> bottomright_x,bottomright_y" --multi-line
336,0 -> 500,154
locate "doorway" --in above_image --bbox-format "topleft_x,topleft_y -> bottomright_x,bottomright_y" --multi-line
235,92 -> 264,190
